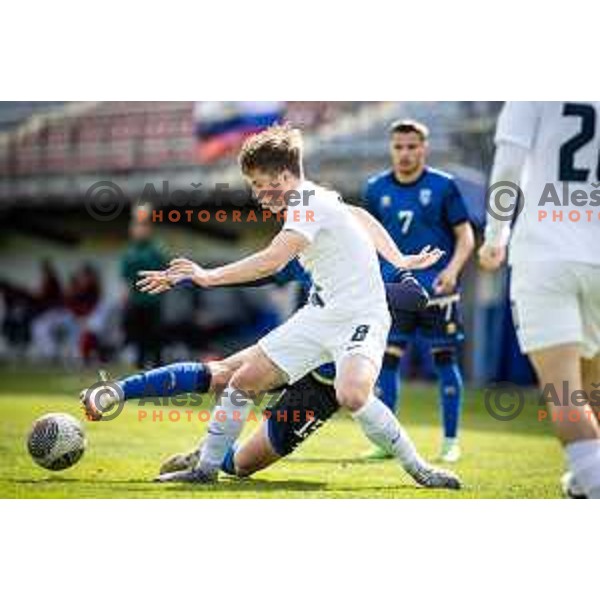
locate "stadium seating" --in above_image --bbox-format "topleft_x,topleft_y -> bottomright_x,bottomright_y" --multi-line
0,101 -> 369,181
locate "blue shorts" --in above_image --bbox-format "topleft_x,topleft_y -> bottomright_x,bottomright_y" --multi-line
388,293 -> 464,350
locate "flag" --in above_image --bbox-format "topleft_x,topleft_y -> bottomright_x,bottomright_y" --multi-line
193,101 -> 285,163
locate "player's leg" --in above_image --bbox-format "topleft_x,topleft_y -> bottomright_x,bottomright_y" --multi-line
377,346 -> 404,411
532,345 -> 597,499
364,305 -> 414,459
159,370 -> 339,476
156,346 -> 289,482
155,273 -> 430,464
80,361 -> 213,420
423,295 -> 464,462
337,352 -> 461,488
580,265 -> 600,425
513,261 -> 600,498
529,344 -> 600,499
581,354 -> 600,425
242,363 -> 462,489
159,425 -> 282,477
226,426 -> 281,476
231,371 -> 339,476
333,312 -> 461,487
529,344 -> 598,442
370,272 -> 427,420
431,346 -> 463,462
363,344 -> 405,459
79,345 -> 260,420
208,346 -> 263,394
338,353 -> 413,461
564,354 -> 600,497
563,266 -> 600,497
156,308 -> 325,483
374,309 -> 415,415
159,366 -> 462,489
195,346 -> 289,475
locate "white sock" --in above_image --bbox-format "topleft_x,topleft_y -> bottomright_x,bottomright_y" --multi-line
198,386 -> 252,473
352,395 -> 427,474
566,439 -> 600,499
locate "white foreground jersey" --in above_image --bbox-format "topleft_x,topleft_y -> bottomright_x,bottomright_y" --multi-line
283,179 -> 388,315
258,180 -> 390,383
495,101 -> 600,265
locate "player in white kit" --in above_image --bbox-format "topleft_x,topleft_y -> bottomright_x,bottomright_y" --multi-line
138,124 -> 446,484
480,101 -> 600,498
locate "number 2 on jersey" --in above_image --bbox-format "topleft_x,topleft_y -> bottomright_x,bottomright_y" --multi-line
559,103 -> 600,182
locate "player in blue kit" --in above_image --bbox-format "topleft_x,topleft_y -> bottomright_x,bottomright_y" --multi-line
363,120 -> 475,462
80,261 -> 461,489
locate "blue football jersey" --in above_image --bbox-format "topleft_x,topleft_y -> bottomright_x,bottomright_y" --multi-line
363,167 -> 470,294
273,258 -> 312,288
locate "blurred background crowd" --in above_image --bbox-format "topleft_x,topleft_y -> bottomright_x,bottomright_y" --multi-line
0,101 -> 533,384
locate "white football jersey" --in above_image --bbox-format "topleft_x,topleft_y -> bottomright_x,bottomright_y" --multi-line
283,180 -> 388,315
495,101 -> 600,265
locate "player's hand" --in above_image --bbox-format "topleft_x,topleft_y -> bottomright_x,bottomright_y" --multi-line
433,267 -> 458,295
167,258 -> 215,288
400,245 -> 445,271
478,243 -> 506,272
136,270 -> 173,295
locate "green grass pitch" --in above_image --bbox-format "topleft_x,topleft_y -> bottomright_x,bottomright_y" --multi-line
0,368 -> 564,498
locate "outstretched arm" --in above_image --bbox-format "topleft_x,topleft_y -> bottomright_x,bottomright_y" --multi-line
137,230 -> 309,293
349,206 -> 443,270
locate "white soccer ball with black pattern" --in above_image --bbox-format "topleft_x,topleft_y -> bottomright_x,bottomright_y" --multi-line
27,413 -> 86,471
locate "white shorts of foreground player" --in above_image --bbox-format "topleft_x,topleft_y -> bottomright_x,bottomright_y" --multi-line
258,303 -> 391,384
511,260 -> 600,358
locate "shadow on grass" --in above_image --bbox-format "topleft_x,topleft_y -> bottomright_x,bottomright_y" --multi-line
285,457 -> 370,465
330,485 -> 464,495
6,476 -> 151,485
160,478 -> 326,493
3,476 -> 326,493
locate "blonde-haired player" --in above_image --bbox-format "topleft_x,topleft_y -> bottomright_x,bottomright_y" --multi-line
138,124 -> 450,484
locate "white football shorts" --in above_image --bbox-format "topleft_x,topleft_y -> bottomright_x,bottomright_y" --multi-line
258,304 -> 391,384
510,261 -> 600,359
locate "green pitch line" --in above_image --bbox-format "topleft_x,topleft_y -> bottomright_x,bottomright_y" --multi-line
0,368 -> 562,498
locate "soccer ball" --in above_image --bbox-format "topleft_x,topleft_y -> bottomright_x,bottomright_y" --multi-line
27,413 -> 86,471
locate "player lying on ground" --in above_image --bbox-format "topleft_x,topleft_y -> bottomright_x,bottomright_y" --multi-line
158,366 -> 459,489
133,125 -> 448,484
81,273 -> 462,489
480,101 -> 600,499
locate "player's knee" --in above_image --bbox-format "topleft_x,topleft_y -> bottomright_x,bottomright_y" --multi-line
232,459 -> 254,478
335,378 -> 371,412
208,362 -> 233,392
382,346 -> 405,370
432,349 -> 462,394
432,348 -> 457,368
229,365 -> 263,396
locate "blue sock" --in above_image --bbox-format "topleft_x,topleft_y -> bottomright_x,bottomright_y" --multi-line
118,362 -> 211,400
433,353 -> 463,439
377,354 -> 401,413
220,443 -> 239,476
